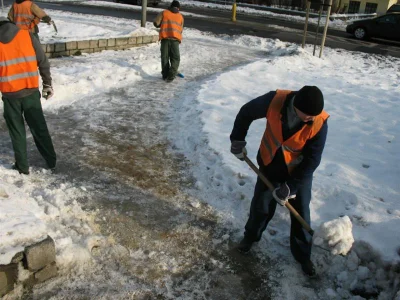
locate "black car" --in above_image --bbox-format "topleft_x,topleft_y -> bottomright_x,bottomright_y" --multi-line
387,4 -> 400,13
115,0 -> 159,7
346,13 -> 400,41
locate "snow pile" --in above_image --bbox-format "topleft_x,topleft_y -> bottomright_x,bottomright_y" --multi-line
313,215 -> 354,256
0,166 -> 98,269
34,10 -> 157,44
0,183 -> 48,264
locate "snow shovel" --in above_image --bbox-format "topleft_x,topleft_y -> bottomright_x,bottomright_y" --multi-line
50,20 -> 58,34
243,154 -> 315,236
40,19 -> 58,35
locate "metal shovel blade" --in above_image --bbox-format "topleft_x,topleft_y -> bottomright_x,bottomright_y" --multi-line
51,21 -> 58,33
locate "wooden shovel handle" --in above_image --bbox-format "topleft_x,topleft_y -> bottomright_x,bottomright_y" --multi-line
243,154 -> 314,236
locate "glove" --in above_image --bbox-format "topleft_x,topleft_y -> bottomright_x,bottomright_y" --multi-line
42,84 -> 54,100
230,140 -> 247,161
272,182 -> 292,206
42,15 -> 52,24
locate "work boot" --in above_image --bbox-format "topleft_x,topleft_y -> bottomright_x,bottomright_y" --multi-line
237,236 -> 254,254
301,260 -> 316,277
12,163 -> 29,175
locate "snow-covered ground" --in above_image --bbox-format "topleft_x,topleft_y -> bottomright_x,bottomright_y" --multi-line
0,5 -> 399,300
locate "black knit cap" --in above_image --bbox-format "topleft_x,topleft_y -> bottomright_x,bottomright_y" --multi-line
170,0 -> 180,8
293,86 -> 324,116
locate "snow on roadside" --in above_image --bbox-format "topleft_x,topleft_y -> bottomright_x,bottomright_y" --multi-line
0,166 -> 99,269
169,34 -> 400,298
193,45 -> 399,262
38,10 -> 157,43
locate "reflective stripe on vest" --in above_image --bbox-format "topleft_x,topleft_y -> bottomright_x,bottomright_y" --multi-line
13,1 -> 39,31
0,30 -> 39,92
159,10 -> 183,42
259,89 -> 329,174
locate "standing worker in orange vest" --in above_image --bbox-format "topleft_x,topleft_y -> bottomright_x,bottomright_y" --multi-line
7,0 -> 52,40
153,0 -> 184,83
0,17 -> 56,175
230,86 -> 329,277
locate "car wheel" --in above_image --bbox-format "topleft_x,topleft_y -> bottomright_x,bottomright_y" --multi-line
354,27 -> 367,40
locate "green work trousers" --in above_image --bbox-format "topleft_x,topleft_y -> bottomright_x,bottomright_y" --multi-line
160,39 -> 180,80
2,91 -> 56,173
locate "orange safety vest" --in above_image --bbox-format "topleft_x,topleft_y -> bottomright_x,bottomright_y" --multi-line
0,30 -> 39,93
12,1 -> 40,32
259,90 -> 329,174
159,10 -> 183,42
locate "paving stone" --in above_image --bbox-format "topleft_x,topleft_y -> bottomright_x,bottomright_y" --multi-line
0,264 -> 18,297
116,37 -> 128,46
128,37 -> 137,45
99,39 -> 107,47
66,41 -> 78,50
54,43 -> 66,52
77,40 -> 91,49
143,35 -> 153,44
34,262 -> 57,283
11,252 -> 24,264
89,40 -> 98,48
107,38 -> 116,47
24,236 -> 55,272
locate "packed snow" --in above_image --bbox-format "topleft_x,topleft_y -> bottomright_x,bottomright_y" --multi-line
313,216 -> 354,256
0,3 -> 399,299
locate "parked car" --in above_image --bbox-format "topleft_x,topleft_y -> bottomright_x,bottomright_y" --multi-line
346,13 -> 400,41
387,4 -> 400,13
115,0 -> 159,7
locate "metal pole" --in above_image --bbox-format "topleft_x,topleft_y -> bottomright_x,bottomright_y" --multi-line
319,0 -> 333,58
1,0 -> 4,12
141,0 -> 147,28
302,1 -> 311,48
313,4 -> 322,56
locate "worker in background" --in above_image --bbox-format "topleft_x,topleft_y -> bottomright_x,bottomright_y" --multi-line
153,0 -> 184,83
8,0 -> 53,40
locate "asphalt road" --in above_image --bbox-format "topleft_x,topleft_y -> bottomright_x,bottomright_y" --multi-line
2,0 -> 400,57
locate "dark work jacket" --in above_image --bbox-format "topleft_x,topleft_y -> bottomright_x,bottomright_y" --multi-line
230,91 -> 328,194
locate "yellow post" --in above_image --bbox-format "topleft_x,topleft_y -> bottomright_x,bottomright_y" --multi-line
231,1 -> 237,22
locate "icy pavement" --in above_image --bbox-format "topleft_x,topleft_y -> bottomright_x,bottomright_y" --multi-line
1,35 -> 276,299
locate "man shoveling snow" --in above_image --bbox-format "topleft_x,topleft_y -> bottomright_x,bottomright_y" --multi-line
229,86 -> 354,277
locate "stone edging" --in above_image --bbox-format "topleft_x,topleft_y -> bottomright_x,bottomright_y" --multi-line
0,236 -> 56,297
41,34 -> 159,58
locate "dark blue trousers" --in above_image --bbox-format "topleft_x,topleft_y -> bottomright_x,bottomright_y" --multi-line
244,175 -> 313,263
